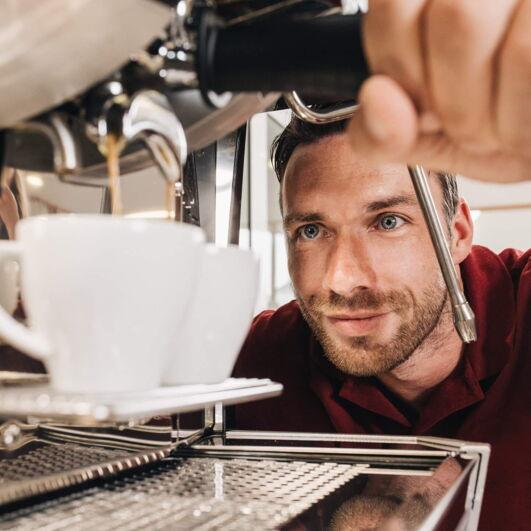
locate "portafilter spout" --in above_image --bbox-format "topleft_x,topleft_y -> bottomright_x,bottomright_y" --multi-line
90,90 -> 187,221
10,113 -> 79,176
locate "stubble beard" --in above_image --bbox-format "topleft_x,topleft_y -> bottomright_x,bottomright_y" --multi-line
297,280 -> 449,377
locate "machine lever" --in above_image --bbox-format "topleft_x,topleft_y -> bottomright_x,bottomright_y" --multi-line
408,165 -> 476,343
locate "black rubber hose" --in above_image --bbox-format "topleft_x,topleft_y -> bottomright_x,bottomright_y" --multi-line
197,13 -> 369,100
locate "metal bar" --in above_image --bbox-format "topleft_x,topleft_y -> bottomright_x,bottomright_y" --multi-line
460,443 -> 491,530
283,91 -> 359,124
189,443 -> 448,458
417,458 -> 476,531
228,123 -> 247,245
227,430 -> 422,445
408,165 -> 477,342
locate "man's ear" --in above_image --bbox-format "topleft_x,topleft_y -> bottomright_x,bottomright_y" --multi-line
450,199 -> 474,265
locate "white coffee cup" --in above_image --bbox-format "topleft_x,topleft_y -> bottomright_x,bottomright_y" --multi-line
0,214 -> 204,393
163,244 -> 259,385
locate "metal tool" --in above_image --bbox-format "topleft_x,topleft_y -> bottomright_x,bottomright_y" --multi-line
283,92 -> 477,343
408,165 -> 477,342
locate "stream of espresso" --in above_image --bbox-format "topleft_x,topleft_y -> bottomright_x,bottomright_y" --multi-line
106,134 -> 123,216
105,134 -> 179,219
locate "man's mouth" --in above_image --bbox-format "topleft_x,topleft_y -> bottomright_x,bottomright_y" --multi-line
325,311 -> 391,336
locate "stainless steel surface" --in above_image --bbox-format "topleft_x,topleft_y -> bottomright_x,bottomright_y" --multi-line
11,114 -> 79,176
0,0 -> 171,128
4,92 -> 279,181
0,457 -> 366,530
408,165 -> 477,343
0,439 -> 170,508
0,430 -> 490,530
185,92 -> 279,154
103,90 -> 188,220
283,91 -> 359,124
0,378 -> 283,425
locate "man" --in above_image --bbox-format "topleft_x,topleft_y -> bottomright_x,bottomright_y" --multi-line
231,116 -> 530,530
233,3 -> 531,527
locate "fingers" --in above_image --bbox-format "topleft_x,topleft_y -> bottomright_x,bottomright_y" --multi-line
346,77 -> 531,183
346,75 -> 418,159
424,0 -> 519,147
497,0 -> 531,152
396,133 -> 530,183
363,0 -> 429,108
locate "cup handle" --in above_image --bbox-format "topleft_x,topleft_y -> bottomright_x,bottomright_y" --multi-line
0,241 -> 51,359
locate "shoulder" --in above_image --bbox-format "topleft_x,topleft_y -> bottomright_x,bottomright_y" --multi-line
497,248 -> 531,289
462,245 -> 530,291
232,300 -> 311,380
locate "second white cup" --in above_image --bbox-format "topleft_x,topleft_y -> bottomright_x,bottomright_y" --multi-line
163,244 -> 259,385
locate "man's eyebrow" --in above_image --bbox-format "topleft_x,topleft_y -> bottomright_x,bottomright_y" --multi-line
366,194 -> 418,212
283,212 -> 323,228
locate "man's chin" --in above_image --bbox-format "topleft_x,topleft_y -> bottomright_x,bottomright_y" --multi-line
317,323 -> 409,377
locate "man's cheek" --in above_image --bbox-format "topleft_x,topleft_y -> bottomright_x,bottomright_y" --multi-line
289,252 -> 323,294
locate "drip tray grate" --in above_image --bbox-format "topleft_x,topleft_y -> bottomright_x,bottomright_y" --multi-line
0,457 -> 367,530
0,443 -> 129,483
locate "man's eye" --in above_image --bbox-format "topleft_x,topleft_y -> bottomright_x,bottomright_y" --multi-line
377,214 -> 406,231
298,224 -> 321,240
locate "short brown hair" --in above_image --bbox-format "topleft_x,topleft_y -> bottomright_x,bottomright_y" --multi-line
271,112 -> 459,224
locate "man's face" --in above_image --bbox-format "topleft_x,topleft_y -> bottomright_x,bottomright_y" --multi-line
282,134 -> 452,377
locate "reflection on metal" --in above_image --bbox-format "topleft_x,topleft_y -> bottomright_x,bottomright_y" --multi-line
182,152 -> 201,226
11,114 -> 79,176
283,91 -> 359,124
194,143 -> 218,242
408,165 -> 477,343
216,131 -> 238,246
229,124 -> 247,245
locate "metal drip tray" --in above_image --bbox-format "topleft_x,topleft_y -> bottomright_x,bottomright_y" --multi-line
0,378 -> 282,425
0,443 -> 128,483
0,457 -> 366,530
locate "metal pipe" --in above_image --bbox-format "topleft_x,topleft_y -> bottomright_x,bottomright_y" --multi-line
408,165 -> 476,343
283,91 -> 359,124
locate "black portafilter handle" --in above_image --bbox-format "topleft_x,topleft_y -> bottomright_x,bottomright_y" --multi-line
197,13 -> 370,101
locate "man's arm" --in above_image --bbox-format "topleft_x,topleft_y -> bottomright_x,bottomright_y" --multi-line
347,0 -> 531,184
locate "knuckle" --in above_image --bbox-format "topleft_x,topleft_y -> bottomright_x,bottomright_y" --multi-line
502,32 -> 531,72
427,0 -> 478,37
368,0 -> 400,16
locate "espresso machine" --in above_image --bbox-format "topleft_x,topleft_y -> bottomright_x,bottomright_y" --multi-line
0,1 -> 489,529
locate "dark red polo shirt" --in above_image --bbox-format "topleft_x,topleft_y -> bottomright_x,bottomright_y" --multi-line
232,245 -> 531,531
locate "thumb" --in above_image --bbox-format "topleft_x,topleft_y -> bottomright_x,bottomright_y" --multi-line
347,75 -> 419,162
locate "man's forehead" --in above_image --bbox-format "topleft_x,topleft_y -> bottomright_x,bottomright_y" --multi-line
282,134 -> 416,204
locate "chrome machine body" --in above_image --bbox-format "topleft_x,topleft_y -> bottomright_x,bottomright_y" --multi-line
0,2 -> 484,529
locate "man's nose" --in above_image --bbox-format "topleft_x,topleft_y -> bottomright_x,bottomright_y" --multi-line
322,235 -> 376,297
